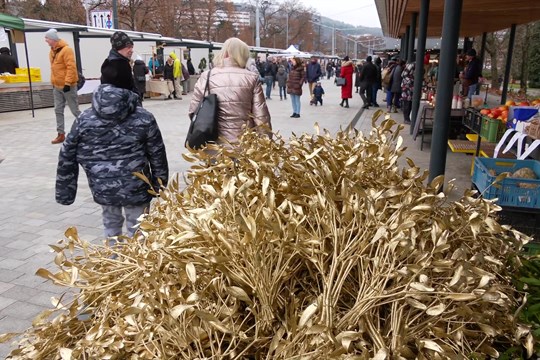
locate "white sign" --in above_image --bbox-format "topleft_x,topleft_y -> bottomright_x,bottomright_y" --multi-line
91,11 -> 113,29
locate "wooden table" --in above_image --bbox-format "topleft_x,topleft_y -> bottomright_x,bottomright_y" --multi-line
146,80 -> 173,98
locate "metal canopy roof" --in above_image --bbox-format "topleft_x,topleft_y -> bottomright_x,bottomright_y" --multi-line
375,0 -> 540,38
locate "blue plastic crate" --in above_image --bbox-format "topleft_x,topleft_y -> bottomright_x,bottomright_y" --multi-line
472,158 -> 540,209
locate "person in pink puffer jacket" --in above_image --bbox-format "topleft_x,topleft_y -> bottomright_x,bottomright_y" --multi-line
188,37 -> 272,146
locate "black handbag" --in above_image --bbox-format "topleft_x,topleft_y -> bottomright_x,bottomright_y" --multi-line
185,70 -> 219,149
336,77 -> 346,86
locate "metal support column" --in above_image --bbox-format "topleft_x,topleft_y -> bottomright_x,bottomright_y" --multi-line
428,0 -> 463,182
479,32 -> 487,67
112,0 -> 119,29
400,36 -> 406,59
402,26 -> 410,60
411,0 -> 430,134
477,32 -> 487,96
72,32 -> 83,74
501,24 -> 516,105
408,13 -> 417,63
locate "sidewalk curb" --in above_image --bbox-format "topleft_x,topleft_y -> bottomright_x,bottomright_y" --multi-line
346,107 -> 365,132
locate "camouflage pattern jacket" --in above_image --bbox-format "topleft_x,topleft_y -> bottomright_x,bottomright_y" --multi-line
56,84 -> 169,206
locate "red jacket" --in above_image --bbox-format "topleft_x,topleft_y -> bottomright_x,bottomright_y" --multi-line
340,61 -> 354,99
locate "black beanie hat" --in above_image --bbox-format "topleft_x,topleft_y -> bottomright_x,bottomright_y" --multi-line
466,49 -> 476,57
110,31 -> 133,51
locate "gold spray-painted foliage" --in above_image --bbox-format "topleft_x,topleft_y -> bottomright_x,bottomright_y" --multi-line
1,112 -> 535,359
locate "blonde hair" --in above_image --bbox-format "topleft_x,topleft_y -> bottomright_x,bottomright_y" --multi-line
213,37 -> 250,68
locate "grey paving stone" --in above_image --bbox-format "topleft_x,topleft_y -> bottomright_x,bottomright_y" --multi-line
0,269 -> 25,283
5,238 -> 35,251
0,301 -> 48,320
0,258 -> 27,270
0,296 -> 17,311
4,249 -> 41,261
2,285 -> 61,308
22,218 -> 49,227
0,282 -> 15,294
10,273 -> 49,288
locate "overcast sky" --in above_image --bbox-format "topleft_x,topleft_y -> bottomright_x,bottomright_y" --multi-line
302,0 -> 381,28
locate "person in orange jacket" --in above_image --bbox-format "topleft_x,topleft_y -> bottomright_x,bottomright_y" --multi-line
45,28 -> 80,144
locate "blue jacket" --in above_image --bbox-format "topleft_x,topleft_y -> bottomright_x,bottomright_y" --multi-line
306,61 -> 322,83
56,85 -> 169,206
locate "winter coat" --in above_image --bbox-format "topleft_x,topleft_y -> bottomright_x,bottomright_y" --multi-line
56,84 -> 169,207
286,64 -> 305,96
187,60 -> 196,75
263,61 -> 277,78
0,52 -> 18,74
188,58 -> 272,145
181,63 -> 190,80
148,58 -> 162,75
374,62 -> 382,90
340,60 -> 354,99
49,39 -> 78,89
100,49 -> 136,94
313,85 -> 325,98
163,62 -> 174,81
401,62 -> 415,101
359,61 -> 378,84
169,52 -> 182,79
464,57 -> 482,85
276,66 -> 288,87
390,63 -> 403,93
354,65 -> 362,88
133,59 -> 148,82
306,61 -> 322,83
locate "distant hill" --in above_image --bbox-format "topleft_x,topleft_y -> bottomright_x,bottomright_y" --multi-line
317,16 -> 383,37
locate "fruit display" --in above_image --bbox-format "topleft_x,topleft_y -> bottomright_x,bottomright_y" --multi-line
0,112 -> 536,359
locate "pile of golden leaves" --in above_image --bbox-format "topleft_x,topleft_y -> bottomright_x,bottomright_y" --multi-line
1,113 -> 535,359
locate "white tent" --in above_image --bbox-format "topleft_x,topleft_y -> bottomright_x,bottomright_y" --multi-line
272,45 -> 312,58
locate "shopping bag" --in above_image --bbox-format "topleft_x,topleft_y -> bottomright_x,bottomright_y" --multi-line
185,70 -> 219,149
336,77 -> 346,86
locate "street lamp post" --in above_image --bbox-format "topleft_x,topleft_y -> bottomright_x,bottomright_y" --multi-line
255,1 -> 261,47
285,11 -> 288,47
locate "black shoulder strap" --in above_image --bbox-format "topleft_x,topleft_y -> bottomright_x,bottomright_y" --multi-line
203,69 -> 212,96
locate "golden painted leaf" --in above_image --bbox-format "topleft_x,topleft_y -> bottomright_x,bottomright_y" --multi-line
481,292 -> 501,303
298,303 -> 318,328
524,333 -> 534,358
445,293 -> 477,301
426,303 -> 445,316
406,298 -> 427,310
0,333 -> 19,343
227,286 -> 253,305
448,265 -> 463,287
410,282 -> 434,292
186,293 -> 199,303
262,176 -> 270,196
420,339 -> 443,353
478,323 -> 497,337
186,262 -> 197,283
335,331 -> 361,350
372,348 -> 388,360
170,304 -> 194,319
305,147 -> 323,160
59,348 -> 73,360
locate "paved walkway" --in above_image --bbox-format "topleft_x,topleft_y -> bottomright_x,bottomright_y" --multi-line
0,79 -> 474,357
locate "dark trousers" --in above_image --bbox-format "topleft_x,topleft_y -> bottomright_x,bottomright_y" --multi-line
359,82 -> 372,106
402,100 -> 412,122
371,84 -> 379,105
